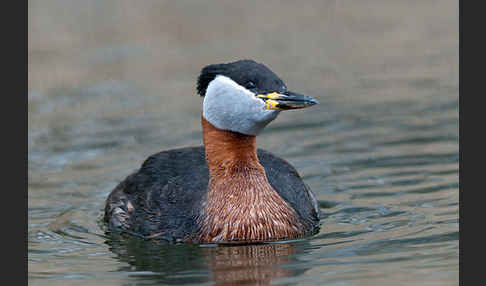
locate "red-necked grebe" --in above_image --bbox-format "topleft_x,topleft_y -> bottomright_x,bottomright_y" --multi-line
104,59 -> 321,243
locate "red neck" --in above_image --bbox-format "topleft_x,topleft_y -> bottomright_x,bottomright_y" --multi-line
198,116 -> 304,243
202,116 -> 263,176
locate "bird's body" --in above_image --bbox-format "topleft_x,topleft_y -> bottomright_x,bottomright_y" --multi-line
104,60 -> 321,243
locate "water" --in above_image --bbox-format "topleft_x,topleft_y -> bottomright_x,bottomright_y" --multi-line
28,1 -> 458,285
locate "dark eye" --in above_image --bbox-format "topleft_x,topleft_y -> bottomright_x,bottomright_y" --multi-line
246,81 -> 256,89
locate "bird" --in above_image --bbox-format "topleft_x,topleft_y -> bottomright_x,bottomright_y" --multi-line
104,59 -> 321,244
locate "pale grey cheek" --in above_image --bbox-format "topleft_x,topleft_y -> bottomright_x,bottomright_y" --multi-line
203,92 -> 280,135
202,76 -> 281,135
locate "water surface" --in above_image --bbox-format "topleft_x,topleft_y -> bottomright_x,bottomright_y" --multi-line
28,1 -> 458,285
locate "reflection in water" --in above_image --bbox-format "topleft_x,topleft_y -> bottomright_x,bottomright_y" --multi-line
107,236 -> 305,286
203,243 -> 298,286
106,237 -> 209,285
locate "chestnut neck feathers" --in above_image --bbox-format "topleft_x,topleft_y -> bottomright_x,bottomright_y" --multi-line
197,117 -> 305,243
202,116 -> 262,176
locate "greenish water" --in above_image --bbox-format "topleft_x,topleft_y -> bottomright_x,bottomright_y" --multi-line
28,1 -> 458,285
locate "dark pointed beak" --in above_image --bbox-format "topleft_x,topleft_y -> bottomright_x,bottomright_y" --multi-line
257,91 -> 319,110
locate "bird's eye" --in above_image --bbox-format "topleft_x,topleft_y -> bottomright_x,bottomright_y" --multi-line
246,81 -> 256,89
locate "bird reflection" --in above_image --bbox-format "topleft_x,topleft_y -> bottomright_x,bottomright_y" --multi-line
203,243 -> 296,286
106,235 -> 306,285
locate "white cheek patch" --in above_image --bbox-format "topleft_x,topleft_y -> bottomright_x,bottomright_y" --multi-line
203,75 -> 280,135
